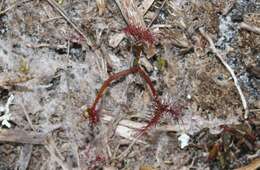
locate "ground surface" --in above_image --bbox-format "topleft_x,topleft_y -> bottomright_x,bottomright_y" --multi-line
0,0 -> 259,170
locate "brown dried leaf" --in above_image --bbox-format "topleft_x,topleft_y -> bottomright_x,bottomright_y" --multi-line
96,0 -> 106,15
235,158 -> 260,170
140,165 -> 156,170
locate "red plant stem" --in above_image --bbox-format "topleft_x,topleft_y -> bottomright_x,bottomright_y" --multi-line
137,67 -> 158,98
90,66 -> 140,112
88,65 -> 159,123
139,108 -> 162,134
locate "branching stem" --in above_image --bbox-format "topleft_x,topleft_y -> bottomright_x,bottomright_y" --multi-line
86,65 -> 159,124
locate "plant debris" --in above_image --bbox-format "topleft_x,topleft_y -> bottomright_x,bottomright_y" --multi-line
0,0 -> 259,169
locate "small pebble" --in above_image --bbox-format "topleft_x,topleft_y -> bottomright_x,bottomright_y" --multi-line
187,94 -> 192,100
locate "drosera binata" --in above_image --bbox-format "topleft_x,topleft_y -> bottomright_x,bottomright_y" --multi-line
83,24 -> 182,133
84,64 -> 183,133
123,24 -> 156,45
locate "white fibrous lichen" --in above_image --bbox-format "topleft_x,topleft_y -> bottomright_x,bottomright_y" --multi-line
0,95 -> 14,128
216,16 -> 236,49
178,133 -> 190,149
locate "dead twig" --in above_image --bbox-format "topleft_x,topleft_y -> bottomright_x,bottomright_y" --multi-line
41,16 -> 63,24
96,0 -> 106,15
235,157 -> 260,170
14,100 -> 36,170
138,0 -> 155,16
45,138 -> 70,170
26,43 -> 67,50
222,1 -> 235,16
15,144 -> 33,170
0,1 -> 17,15
45,0 -> 94,47
0,0 -> 31,15
249,109 -> 260,113
239,22 -> 260,35
24,116 -> 68,169
199,28 -> 249,119
114,0 -> 145,26
46,0 -> 107,80
0,73 -> 33,88
17,107 -> 68,170
20,98 -> 36,131
0,129 -> 46,144
116,132 -> 145,161
102,114 -> 185,134
0,0 -> 4,12
148,0 -> 167,28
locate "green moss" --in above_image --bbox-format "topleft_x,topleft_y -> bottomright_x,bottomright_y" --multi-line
156,56 -> 167,72
56,0 -> 64,4
19,58 -> 30,74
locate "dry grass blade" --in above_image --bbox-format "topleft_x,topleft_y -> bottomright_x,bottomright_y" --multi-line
0,2 -> 16,15
0,0 -> 32,15
45,139 -> 70,170
116,132 -> 144,161
0,0 -> 4,11
102,114 -> 146,143
239,22 -> 260,35
46,0 -> 106,80
96,0 -> 106,15
15,144 -> 33,170
148,0 -> 167,28
138,0 -> 155,16
0,129 -> 46,144
114,0 -> 145,26
199,28 -> 249,119
235,157 -> 260,170
0,74 -> 33,88
46,0 -> 94,47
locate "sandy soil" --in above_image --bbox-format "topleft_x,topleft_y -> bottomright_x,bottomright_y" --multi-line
0,0 -> 259,169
